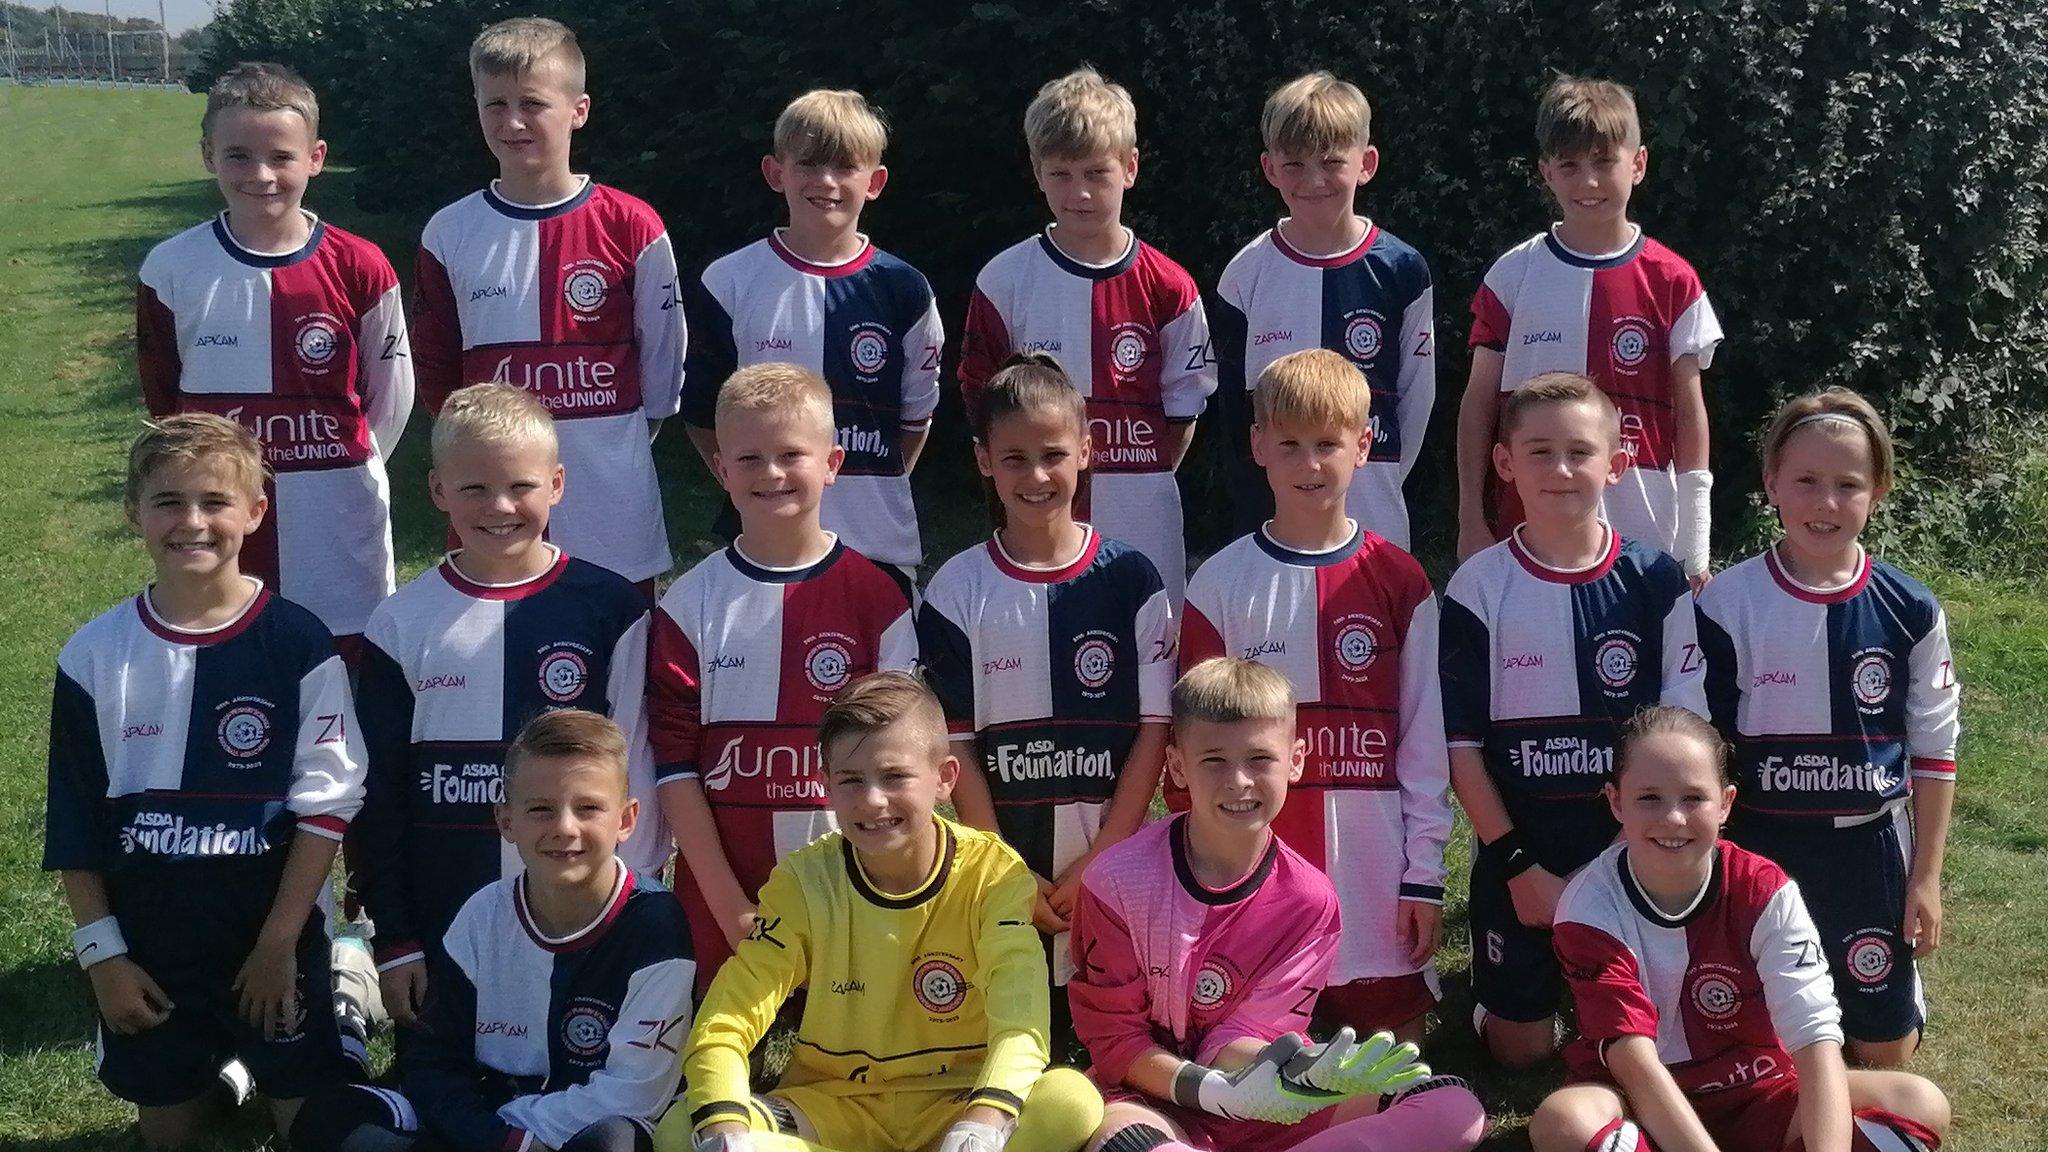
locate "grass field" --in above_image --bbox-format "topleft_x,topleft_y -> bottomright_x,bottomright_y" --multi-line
0,85 -> 2043,1150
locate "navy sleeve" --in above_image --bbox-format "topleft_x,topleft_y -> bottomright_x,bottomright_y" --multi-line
1208,295 -> 1271,538
402,947 -> 521,1152
43,668 -> 111,872
1694,605 -> 1742,744
679,274 -> 737,429
354,638 -> 423,967
914,597 -> 977,735
1438,592 -> 1494,747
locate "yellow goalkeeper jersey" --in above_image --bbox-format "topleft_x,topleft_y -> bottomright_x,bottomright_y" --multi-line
682,818 -> 1051,1130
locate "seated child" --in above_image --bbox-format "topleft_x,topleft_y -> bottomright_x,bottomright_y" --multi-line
292,709 -> 694,1152
46,414 -> 365,1148
1530,706 -> 1950,1152
1070,657 -> 1485,1152
659,671 -> 1103,1152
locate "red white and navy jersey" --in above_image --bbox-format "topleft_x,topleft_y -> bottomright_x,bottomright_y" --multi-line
960,230 -> 1216,604
681,234 -> 943,567
1441,528 -> 1707,872
354,548 -> 660,969
1212,221 -> 1435,547
1069,815 -> 1340,1086
1695,548 -> 1959,826
405,864 -> 692,1152
1554,841 -> 1842,1096
1469,228 -> 1722,553
137,213 -> 413,637
43,581 -> 365,877
413,180 -> 684,582
646,538 -> 916,897
1179,525 -> 1449,983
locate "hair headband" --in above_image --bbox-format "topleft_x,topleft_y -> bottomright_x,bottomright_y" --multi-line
1790,411 -> 1867,433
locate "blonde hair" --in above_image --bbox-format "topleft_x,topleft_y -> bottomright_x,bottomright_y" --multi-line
1535,74 -> 1640,158
1261,71 -> 1372,156
1172,658 -> 1297,729
1499,371 -> 1621,443
1025,67 -> 1138,161
1253,348 -> 1371,432
1616,704 -> 1729,785
714,363 -> 837,439
1761,388 -> 1896,493
432,383 -> 558,465
125,414 -> 267,520
818,671 -> 949,764
203,61 -> 319,141
470,16 -> 586,94
775,89 -> 888,168
505,708 -> 629,795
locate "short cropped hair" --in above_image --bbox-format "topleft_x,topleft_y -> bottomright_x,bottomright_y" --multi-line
1499,371 -> 1621,443
1535,74 -> 1640,158
818,671 -> 949,764
505,708 -> 629,794
1025,67 -> 1137,161
1761,387 -> 1896,493
470,16 -> 586,94
125,414 -> 268,520
1262,71 -> 1371,156
431,383 -> 558,465
1253,348 -> 1371,432
203,61 -> 319,141
969,352 -> 1087,443
1616,704 -> 1729,785
775,89 -> 888,168
714,363 -> 836,438
1172,658 -> 1297,729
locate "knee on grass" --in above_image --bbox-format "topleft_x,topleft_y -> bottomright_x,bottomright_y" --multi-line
1526,1087 -> 1630,1152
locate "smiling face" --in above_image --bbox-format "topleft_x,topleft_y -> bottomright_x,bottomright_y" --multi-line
202,107 -> 325,230
1607,730 -> 1734,883
498,752 -> 636,888
1034,148 -> 1138,241
714,406 -> 844,528
1494,397 -> 1628,528
1538,144 -> 1646,237
824,718 -> 955,868
1252,417 -> 1368,523
976,403 -> 1090,534
1261,145 -> 1377,232
132,456 -> 268,586
1765,422 -> 1886,571
765,152 -> 887,240
473,58 -> 589,185
429,433 -> 563,576
1168,715 -> 1304,844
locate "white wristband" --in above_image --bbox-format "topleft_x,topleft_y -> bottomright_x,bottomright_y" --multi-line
72,916 -> 128,969
1675,469 -> 1713,577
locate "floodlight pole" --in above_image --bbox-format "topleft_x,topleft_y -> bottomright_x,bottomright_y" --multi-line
159,0 -> 169,79
104,0 -> 115,80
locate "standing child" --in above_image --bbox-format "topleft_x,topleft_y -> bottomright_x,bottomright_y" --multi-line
1529,706 -> 1950,1152
412,16 -> 684,595
1695,389 -> 1959,1068
960,67 -> 1215,607
137,62 -> 413,661
1213,71 -> 1435,546
1179,349 -> 1450,1043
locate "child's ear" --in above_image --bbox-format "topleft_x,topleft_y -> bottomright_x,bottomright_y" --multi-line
615,796 -> 639,842
548,462 -> 566,506
1123,148 -> 1140,187
1249,422 -> 1270,468
1358,145 -> 1381,184
308,138 -> 329,177
1075,430 -> 1094,471
1604,445 -> 1630,485
1604,781 -> 1623,823
1288,738 -> 1307,783
865,166 -> 889,200
494,801 -> 514,842
246,492 -> 269,533
823,443 -> 847,484
570,92 -> 591,129
972,439 -> 994,479
938,753 -> 961,799
1258,152 -> 1280,189
1631,145 -> 1648,185
1491,440 -> 1516,485
1163,743 -> 1187,791
761,154 -> 784,192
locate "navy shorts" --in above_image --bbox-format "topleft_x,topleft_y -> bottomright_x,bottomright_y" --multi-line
1467,838 -> 1562,1023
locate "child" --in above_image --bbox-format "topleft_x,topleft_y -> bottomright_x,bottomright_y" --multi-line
1213,71 -> 1435,547
1454,75 -> 1721,585
1179,349 -> 1449,1043
659,671 -> 1103,1152
45,415 -> 365,1147
1440,371 -> 1707,1067
679,89 -> 943,584
960,67 -> 1215,607
412,16 -> 684,595
1530,706 -> 1950,1152
918,354 -> 1174,1012
137,62 -> 413,660
649,363 -> 918,986
354,384 -> 664,1028
293,709 -> 694,1152
1695,389 -> 1959,1068
1070,657 -> 1486,1152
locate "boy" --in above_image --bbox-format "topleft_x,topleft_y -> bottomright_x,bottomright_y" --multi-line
293,710 -> 695,1152
413,16 -> 685,594
1213,71 -> 1435,547
355,384 -> 664,1028
1454,75 -> 1722,584
1439,372 -> 1707,1067
1179,349 -> 1450,1043
649,363 -> 917,985
658,671 -> 1103,1152
46,415 -> 365,1147
680,89 -> 943,583
1070,657 -> 1485,1152
138,62 -> 413,660
959,67 -> 1215,607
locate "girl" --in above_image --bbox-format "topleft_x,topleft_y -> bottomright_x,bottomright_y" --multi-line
1695,390 -> 1960,1067
1530,706 -> 1949,1152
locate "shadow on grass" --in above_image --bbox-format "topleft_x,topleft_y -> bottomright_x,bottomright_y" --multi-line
0,957 -> 95,1058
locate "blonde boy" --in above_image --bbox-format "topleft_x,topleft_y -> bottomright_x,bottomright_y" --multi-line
960,67 -> 1214,607
1214,71 -> 1435,549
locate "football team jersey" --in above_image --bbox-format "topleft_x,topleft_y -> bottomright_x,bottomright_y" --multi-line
1441,528 -> 1707,872
681,233 -> 943,567
1695,548 -> 1959,826
406,864 -> 692,1152
1553,841 -> 1841,1096
355,548 -> 660,970
137,212 -> 413,638
960,230 -> 1215,604
1212,221 -> 1435,546
685,820 -> 1051,1125
1178,524 -> 1448,983
1469,227 -> 1722,552
647,537 -> 917,896
1068,815 -> 1340,1085
413,179 -> 684,582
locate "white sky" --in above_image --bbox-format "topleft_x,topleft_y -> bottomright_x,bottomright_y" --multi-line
57,1 -> 215,33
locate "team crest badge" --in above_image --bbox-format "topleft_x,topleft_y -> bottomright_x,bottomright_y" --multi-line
1686,964 -> 1743,1024
913,957 -> 969,1015
1848,935 -> 1894,985
217,701 -> 273,760
1192,961 -> 1233,1009
848,324 -> 892,375
1109,323 -> 1151,374
1343,312 -> 1384,362
804,633 -> 854,694
560,1002 -> 614,1058
293,313 -> 342,367
1331,613 -> 1385,681
1851,652 -> 1893,709
562,259 -> 612,316
1594,631 -> 1642,693
538,647 -> 590,703
1074,634 -> 1117,692
1611,317 -> 1652,370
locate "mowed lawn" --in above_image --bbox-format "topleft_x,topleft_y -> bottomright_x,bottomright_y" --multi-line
0,85 -> 2043,1150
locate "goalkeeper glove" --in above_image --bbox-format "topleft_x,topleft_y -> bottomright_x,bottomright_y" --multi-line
1171,1033 -> 1349,1124
1282,1027 -> 1431,1098
936,1120 -> 1009,1152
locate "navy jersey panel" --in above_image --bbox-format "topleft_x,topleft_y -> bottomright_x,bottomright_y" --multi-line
817,250 -> 929,479
1316,236 -> 1430,466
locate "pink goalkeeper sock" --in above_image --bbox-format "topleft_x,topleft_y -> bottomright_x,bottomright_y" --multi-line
1285,1077 -> 1488,1152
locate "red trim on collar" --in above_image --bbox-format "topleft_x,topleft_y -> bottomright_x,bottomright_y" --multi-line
767,231 -> 876,278
1270,221 -> 1377,269
985,527 -> 1100,584
437,548 -> 570,601
134,583 -> 271,645
513,861 -> 636,953
1764,546 -> 1870,604
1506,525 -> 1619,585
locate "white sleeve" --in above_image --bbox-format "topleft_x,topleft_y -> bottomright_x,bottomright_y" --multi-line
634,233 -> 686,419
1158,299 -> 1217,420
1906,608 -> 1960,777
289,653 -> 368,835
1750,880 -> 1844,1053
1394,284 -> 1436,480
1658,579 -> 1710,719
499,957 -> 694,1145
879,602 -> 919,672
1669,294 -> 1723,371
357,282 -> 414,458
605,613 -> 663,867
1395,595 -> 1452,900
1135,585 -> 1176,722
901,293 -> 943,428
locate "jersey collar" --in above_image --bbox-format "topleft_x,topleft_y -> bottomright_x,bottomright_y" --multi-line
483,176 -> 595,221
1270,218 -> 1377,268
987,526 -> 1100,584
514,859 -> 635,953
135,577 -> 270,646
1507,523 -> 1620,584
767,230 -> 876,278
1253,521 -> 1363,568
438,545 -> 569,600
726,535 -> 844,584
1618,842 -> 1725,929
1036,226 -> 1138,280
1765,543 -> 1871,604
844,820 -> 956,910
210,211 -> 325,269
1543,224 -> 1645,270
1170,815 -> 1279,906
